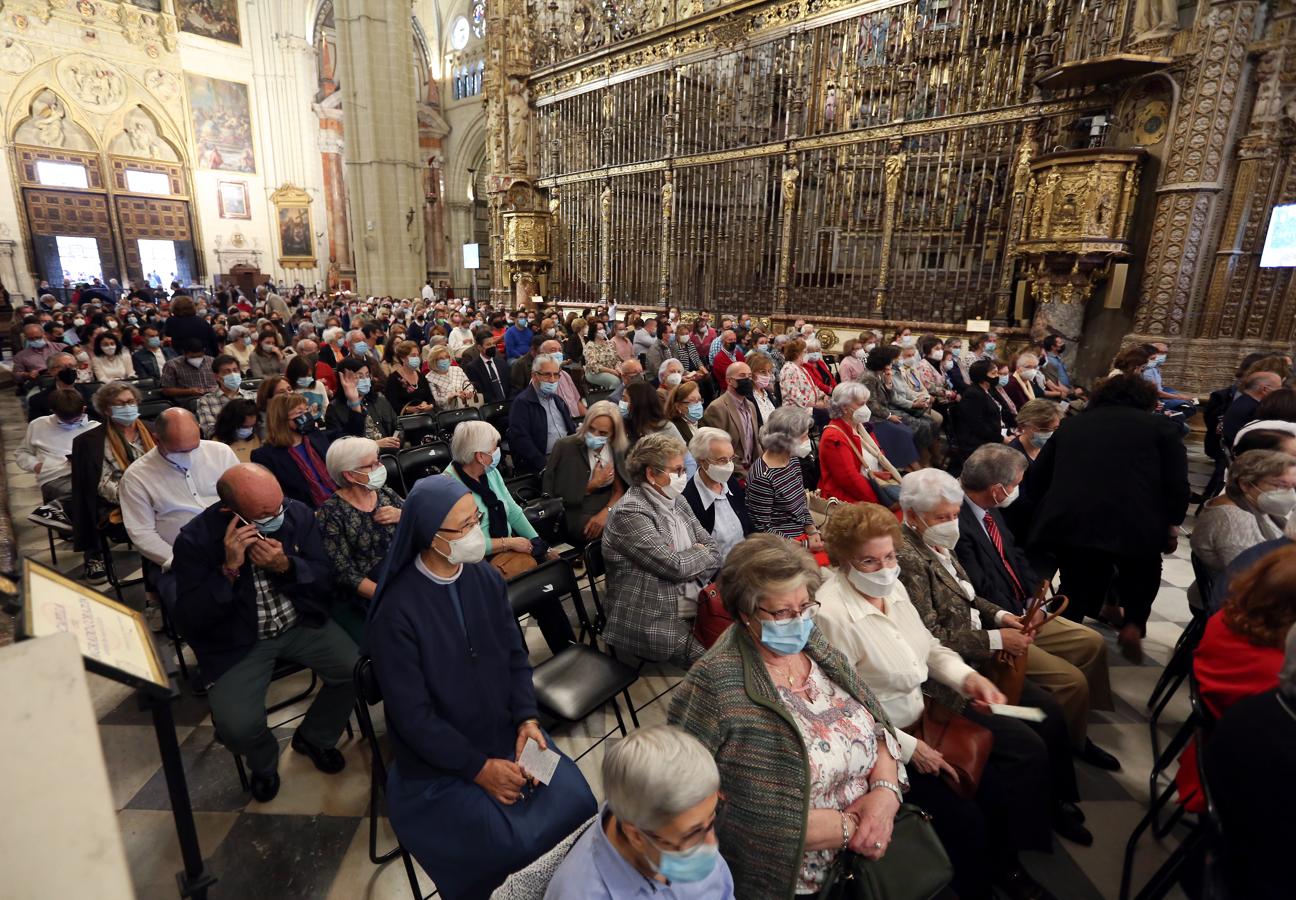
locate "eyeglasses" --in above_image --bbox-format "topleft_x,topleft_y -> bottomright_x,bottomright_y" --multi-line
756,600 -> 821,622
707,455 -> 737,465
437,513 -> 482,535
644,798 -> 725,852
850,551 -> 898,569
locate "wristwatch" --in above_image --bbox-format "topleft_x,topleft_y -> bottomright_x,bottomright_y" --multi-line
869,779 -> 904,805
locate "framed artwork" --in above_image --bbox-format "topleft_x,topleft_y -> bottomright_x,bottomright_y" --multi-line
184,73 -> 255,173
174,0 -> 240,45
217,179 -> 249,219
271,184 -> 315,267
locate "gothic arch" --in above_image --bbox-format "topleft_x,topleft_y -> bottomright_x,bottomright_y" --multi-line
6,83 -> 98,152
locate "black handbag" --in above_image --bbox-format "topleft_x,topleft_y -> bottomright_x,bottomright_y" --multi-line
815,804 -> 953,900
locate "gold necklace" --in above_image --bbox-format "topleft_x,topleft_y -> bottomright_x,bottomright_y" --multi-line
768,654 -> 807,688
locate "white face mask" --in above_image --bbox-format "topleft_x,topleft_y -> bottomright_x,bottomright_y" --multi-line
1256,487 -> 1296,518
793,439 -> 813,459
435,526 -> 487,566
356,465 -> 387,492
1019,368 -> 1039,381
853,348 -> 866,359
657,471 -> 688,500
706,461 -> 735,483
919,517 -> 960,551
665,372 -> 682,387
853,405 -> 871,424
996,484 -> 1020,508
848,564 -> 900,596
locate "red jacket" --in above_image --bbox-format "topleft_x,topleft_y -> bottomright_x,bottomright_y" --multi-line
1175,612 -> 1283,811
804,360 -> 835,397
712,348 -> 745,393
314,359 -> 337,394
817,420 -> 888,509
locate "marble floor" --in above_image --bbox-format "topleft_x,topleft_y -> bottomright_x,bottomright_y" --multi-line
0,386 -> 1208,899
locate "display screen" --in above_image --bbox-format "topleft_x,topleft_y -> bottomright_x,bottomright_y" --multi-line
1259,204 -> 1296,267
463,243 -> 480,269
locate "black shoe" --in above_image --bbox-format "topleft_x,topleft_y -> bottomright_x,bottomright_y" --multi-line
1077,738 -> 1121,771
83,556 -> 108,586
250,770 -> 280,803
995,865 -> 1059,900
1053,803 -> 1093,846
29,504 -> 72,531
291,732 -> 346,773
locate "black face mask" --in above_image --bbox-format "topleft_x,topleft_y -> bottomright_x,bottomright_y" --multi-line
482,345 -> 496,358
291,412 -> 316,434
733,379 -> 754,398
57,368 -> 77,385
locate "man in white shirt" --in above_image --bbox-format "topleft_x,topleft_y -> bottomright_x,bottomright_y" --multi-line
421,280 -> 435,302
447,312 -> 475,357
17,389 -> 99,502
120,407 -> 239,571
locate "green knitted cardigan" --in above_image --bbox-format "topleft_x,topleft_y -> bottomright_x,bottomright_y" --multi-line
668,624 -> 898,900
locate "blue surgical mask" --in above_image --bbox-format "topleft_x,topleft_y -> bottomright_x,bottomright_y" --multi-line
353,342 -> 369,357
806,351 -> 822,362
687,401 -> 704,421
652,838 -> 720,884
984,341 -> 997,353
163,449 -> 193,471
251,510 -> 285,534
435,359 -> 451,372
997,374 -> 1009,387
110,404 -> 140,425
549,351 -> 564,365
584,433 -> 608,451
1030,430 -> 1053,448
618,399 -> 629,416
296,375 -> 314,388
28,338 -> 46,349
243,336 -> 253,347
222,372 -> 242,391
147,337 -> 162,349
516,318 -> 528,328
235,426 -> 255,440
538,379 -> 559,396
357,377 -> 372,395
488,447 -> 502,469
758,615 -> 815,656
56,415 -> 86,430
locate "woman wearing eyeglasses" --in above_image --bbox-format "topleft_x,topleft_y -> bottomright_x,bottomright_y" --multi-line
366,476 -> 596,900
602,432 -> 720,668
669,534 -> 917,900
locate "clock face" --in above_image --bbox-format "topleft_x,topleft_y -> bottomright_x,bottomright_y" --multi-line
451,16 -> 470,51
1135,100 -> 1169,145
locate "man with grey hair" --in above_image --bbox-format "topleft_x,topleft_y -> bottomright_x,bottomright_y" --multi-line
540,337 -> 585,417
608,357 -> 645,404
508,354 -> 575,474
954,445 -> 1120,773
543,724 -> 734,898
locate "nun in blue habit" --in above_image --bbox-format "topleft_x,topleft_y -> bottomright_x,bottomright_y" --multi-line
364,476 -> 596,900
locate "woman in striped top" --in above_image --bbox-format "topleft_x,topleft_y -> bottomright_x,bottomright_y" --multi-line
745,405 -> 824,553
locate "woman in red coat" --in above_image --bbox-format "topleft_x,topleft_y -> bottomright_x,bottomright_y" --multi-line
802,336 -> 837,397
1175,545 -> 1295,810
817,383 -> 903,515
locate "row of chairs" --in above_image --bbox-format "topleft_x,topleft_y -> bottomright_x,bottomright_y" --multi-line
352,556 -> 638,899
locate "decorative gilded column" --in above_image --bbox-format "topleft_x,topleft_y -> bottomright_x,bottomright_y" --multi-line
995,120 -> 1040,322
333,0 -> 426,294
659,170 -> 674,305
874,142 -> 906,312
600,181 -> 613,304
775,154 -> 800,312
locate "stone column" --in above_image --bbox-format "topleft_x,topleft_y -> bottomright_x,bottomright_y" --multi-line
1124,0 -> 1260,391
315,107 -> 353,290
333,0 -> 426,295
0,240 -> 27,306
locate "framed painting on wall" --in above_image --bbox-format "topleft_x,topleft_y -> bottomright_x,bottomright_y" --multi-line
174,0 -> 241,45
184,74 -> 255,173
217,180 -> 249,219
270,184 -> 316,268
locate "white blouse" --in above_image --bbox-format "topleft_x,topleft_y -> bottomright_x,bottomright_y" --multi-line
815,569 -> 976,761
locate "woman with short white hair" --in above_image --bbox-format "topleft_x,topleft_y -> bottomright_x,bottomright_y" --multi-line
745,406 -> 822,551
683,426 -> 754,570
444,420 -> 550,576
544,725 -> 734,897
802,337 -> 836,398
1006,351 -> 1044,409
224,324 -> 253,371
317,436 -> 403,640
819,382 -> 903,507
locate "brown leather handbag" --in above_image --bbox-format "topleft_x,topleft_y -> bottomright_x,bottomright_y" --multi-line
910,699 -> 994,800
490,549 -> 538,579
985,581 -> 1069,704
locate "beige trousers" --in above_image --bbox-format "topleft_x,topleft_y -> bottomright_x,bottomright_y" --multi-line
1025,615 -> 1114,749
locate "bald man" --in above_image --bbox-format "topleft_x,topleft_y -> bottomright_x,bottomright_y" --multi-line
700,361 -> 762,476
608,358 -> 644,405
171,462 -> 356,802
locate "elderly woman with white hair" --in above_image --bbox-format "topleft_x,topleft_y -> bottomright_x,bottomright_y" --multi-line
424,342 -> 478,408
603,432 -> 720,667
818,382 -> 903,509
682,426 -> 754,566
544,725 -> 735,898
745,405 -> 823,552
1005,351 -> 1045,409
801,336 -> 836,398
317,436 -> 404,641
444,419 -> 550,577
543,399 -> 628,545
656,356 -> 687,403
224,324 -> 253,371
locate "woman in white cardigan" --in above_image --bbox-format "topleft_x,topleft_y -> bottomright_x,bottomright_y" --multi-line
90,331 -> 135,382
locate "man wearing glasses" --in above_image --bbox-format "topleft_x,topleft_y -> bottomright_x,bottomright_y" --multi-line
543,724 -> 735,898
508,355 -> 575,474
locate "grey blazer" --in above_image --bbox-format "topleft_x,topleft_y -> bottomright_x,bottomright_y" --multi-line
541,435 -> 627,537
601,484 -> 719,667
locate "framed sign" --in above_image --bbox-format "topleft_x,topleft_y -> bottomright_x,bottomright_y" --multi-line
217,179 -> 249,219
270,184 -> 315,268
19,558 -> 169,698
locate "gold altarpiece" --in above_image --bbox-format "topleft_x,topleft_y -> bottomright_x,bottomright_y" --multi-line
482,0 -> 1296,388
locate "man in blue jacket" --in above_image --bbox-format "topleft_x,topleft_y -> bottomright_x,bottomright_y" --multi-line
504,313 -> 534,360
508,355 -> 574,474
171,462 -> 357,802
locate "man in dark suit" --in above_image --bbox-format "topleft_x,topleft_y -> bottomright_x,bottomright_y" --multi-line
1029,374 -> 1189,663
507,355 -> 574,474
957,444 -> 1120,771
949,359 -> 1003,471
132,325 -> 177,380
510,332 -> 547,394
171,463 -> 357,803
463,327 -> 512,405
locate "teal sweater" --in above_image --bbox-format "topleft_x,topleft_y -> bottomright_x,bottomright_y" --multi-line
443,464 -> 538,554
669,625 -> 897,900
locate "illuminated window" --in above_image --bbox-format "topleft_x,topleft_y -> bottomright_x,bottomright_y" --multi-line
451,15 -> 470,51
55,236 -> 102,283
1260,204 -> 1296,268
35,161 -> 89,189
125,169 -> 170,194
471,0 -> 486,39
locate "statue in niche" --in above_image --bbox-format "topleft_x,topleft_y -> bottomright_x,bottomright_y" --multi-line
506,77 -> 530,171
110,107 -> 177,160
14,90 -> 93,150
0,37 -> 35,74
823,83 -> 839,128
1132,0 -> 1180,41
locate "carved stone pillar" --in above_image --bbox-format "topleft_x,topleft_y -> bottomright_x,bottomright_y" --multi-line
1126,0 -> 1261,389
333,0 -> 426,294
314,103 -> 352,290
0,241 -> 27,306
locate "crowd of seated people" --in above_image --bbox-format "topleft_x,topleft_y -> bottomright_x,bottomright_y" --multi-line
11,282 -> 1296,900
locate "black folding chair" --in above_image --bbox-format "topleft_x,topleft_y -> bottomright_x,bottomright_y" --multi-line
353,657 -> 427,899
582,539 -> 609,633
138,397 -> 173,421
506,560 -> 639,741
1148,554 -> 1213,792
436,406 -> 480,442
397,414 -> 438,448
379,454 -> 405,498
505,473 -> 544,506
397,443 -> 452,491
